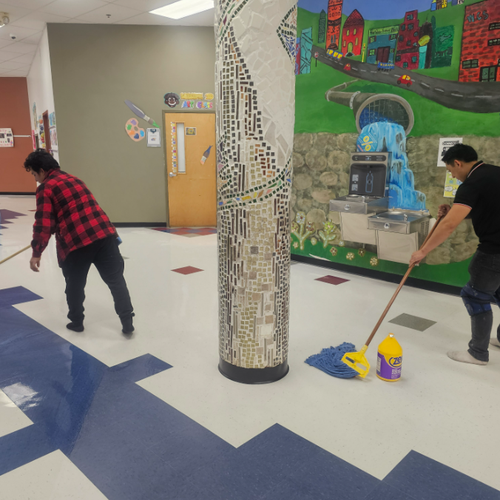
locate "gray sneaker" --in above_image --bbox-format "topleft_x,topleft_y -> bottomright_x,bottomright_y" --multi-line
490,338 -> 500,348
447,351 -> 488,365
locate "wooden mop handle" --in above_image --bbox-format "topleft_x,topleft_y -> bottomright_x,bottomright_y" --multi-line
0,245 -> 32,265
364,215 -> 443,348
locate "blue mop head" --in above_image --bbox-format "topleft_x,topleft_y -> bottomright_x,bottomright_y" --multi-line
305,342 -> 359,379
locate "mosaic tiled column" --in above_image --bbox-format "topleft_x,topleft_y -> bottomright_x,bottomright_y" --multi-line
215,0 -> 297,383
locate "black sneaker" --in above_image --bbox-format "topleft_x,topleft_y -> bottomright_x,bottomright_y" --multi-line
121,315 -> 134,334
66,322 -> 84,332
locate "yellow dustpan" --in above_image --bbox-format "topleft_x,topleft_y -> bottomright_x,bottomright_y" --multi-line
342,216 -> 443,378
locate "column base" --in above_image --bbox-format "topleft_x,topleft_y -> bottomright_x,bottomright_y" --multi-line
218,359 -> 289,384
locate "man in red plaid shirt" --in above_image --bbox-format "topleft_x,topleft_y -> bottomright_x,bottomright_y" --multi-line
25,149 -> 134,334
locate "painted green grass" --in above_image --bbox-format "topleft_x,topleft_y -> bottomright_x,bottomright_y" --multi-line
295,53 -> 500,137
291,237 -> 471,288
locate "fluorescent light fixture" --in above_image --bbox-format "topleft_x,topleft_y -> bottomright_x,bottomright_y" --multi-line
150,0 -> 214,20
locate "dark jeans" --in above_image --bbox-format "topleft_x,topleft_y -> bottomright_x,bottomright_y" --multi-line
61,236 -> 133,325
465,251 -> 500,362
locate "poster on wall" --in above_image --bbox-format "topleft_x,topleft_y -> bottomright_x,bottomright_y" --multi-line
147,128 -> 161,147
437,138 -> 462,167
50,128 -> 58,150
443,171 -> 461,198
32,103 -> 37,131
0,128 -> 14,147
49,112 -> 56,128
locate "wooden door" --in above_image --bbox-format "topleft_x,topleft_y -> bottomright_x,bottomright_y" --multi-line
164,112 -> 216,227
377,46 -> 390,63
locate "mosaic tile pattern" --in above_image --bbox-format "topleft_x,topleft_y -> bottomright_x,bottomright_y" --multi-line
215,0 -> 297,370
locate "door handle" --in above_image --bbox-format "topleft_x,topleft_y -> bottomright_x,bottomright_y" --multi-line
169,172 -> 177,177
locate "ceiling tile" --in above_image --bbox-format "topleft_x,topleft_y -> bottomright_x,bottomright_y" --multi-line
0,3 -> 32,22
22,32 -> 43,44
0,40 -> 38,54
9,52 -> 34,64
0,59 -> 29,69
0,49 -> 17,61
1,0 -> 54,8
3,68 -> 30,76
15,12 -> 71,30
72,3 -> 142,24
0,25 -> 40,41
40,0 -> 111,19
0,38 -> 16,49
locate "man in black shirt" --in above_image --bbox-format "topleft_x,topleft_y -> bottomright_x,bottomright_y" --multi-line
410,144 -> 500,365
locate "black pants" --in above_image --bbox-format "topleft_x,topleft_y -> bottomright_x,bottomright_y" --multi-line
464,251 -> 500,362
61,236 -> 133,325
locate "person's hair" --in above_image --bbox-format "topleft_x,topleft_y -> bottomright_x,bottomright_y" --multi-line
24,149 -> 60,173
441,144 -> 478,165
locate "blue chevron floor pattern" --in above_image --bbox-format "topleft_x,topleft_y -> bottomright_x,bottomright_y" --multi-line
1,286 -> 500,500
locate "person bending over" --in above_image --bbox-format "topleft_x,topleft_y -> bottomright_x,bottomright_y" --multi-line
410,144 -> 500,366
25,149 -> 135,334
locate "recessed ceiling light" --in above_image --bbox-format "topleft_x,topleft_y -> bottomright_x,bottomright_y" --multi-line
150,0 -> 214,20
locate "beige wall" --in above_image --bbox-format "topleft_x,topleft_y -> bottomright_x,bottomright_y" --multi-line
47,24 -> 215,223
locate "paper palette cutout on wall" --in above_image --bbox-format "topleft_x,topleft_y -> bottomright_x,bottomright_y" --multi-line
125,118 -> 145,142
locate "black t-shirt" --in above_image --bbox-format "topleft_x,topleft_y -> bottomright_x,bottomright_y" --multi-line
454,161 -> 500,254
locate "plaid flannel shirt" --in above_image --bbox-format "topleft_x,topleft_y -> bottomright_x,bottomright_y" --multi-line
31,169 -> 116,265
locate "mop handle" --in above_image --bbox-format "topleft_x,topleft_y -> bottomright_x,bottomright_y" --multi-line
0,245 -> 32,265
364,215 -> 443,348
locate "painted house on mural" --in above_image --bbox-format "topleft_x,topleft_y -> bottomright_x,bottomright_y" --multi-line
318,10 -> 327,44
327,0 -> 343,50
460,0 -> 500,82
366,25 -> 399,65
431,25 -> 454,67
341,9 -> 364,55
418,20 -> 434,69
395,10 -> 420,70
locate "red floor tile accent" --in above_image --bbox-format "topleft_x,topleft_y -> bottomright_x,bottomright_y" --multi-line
172,266 -> 204,275
315,275 -> 349,285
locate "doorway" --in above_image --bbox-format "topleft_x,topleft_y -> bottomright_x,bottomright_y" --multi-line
42,111 -> 51,151
164,112 -> 216,227
377,46 -> 390,63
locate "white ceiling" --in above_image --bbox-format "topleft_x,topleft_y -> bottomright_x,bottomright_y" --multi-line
0,0 -> 214,77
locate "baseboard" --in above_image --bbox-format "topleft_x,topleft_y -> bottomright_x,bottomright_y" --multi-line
291,254 -> 462,296
0,192 -> 36,196
113,222 -> 166,228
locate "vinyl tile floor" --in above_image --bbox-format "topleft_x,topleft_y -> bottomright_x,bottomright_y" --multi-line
1,195 -> 500,500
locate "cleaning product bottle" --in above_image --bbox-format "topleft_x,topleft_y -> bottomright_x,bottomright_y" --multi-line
376,334 -> 403,382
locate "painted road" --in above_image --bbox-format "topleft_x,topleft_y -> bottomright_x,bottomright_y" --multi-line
313,45 -> 500,114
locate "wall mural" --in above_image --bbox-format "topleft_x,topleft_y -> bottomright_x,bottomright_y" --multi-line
293,0 -> 500,287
